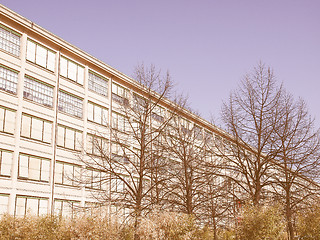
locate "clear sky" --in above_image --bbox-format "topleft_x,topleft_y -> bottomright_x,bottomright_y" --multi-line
1,0 -> 320,127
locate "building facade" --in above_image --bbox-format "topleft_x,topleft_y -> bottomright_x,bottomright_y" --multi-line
0,4 -> 229,218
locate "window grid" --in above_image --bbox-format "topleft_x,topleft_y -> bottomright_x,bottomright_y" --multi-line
57,124 -> 82,151
18,154 -> 50,183
58,91 -> 83,118
20,113 -> 52,144
88,71 -> 108,96
23,76 -> 54,107
15,195 -> 48,217
88,102 -> 108,126
26,39 -> 55,71
112,83 -> 129,105
55,161 -> 80,186
0,65 -> 18,94
54,199 -> 80,217
60,56 -> 84,85
0,25 -> 20,56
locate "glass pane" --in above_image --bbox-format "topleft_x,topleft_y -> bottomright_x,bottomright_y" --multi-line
0,195 -> 8,214
65,128 -> 75,149
29,157 -> 40,180
57,126 -> 65,147
77,66 -> 84,85
31,118 -> 43,141
63,164 -> 73,185
4,109 -> 15,134
0,108 -> 4,132
55,162 -> 63,184
41,160 -> 50,182
19,155 -> 29,178
35,44 -> 47,68
102,108 -> 108,126
43,121 -> 52,143
87,103 -> 94,122
1,151 -> 12,176
26,198 -> 39,215
68,61 -> 77,81
26,40 -> 36,62
75,131 -> 82,151
15,197 -> 26,217
94,105 -> 101,124
60,57 -> 68,77
39,199 -> 48,215
54,200 -> 62,215
47,51 -> 55,71
21,115 -> 31,138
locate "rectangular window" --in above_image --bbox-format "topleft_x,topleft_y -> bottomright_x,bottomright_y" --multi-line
15,195 -> 48,216
0,24 -> 20,56
54,199 -> 79,217
21,114 -> 52,143
0,65 -> 18,94
193,125 -> 203,140
151,106 -> 165,122
55,161 -> 80,186
26,39 -> 55,71
23,76 -> 54,107
87,102 -> 108,125
18,153 -> 50,182
57,124 -> 82,151
85,168 -> 107,190
112,83 -> 129,105
58,91 -> 83,118
86,134 -> 108,156
0,194 -> 9,214
60,56 -> 84,85
0,149 -> 13,177
88,71 -> 108,96
112,112 -> 126,132
0,106 -> 15,134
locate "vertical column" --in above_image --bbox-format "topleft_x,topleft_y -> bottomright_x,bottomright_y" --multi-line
8,32 -> 27,215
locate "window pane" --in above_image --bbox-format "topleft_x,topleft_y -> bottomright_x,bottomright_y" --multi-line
26,198 -> 39,215
60,57 -> 67,77
57,126 -> 65,147
77,66 -> 84,85
47,51 -> 55,71
21,115 -> 31,138
0,107 -> 4,132
39,199 -> 48,215
29,157 -> 40,180
19,155 -> 29,178
102,108 -> 108,126
43,121 -> 52,143
65,128 -> 75,149
31,118 -> 43,141
55,162 -> 63,184
75,131 -> 82,151
94,105 -> 101,124
63,164 -> 73,185
0,25 -> 20,56
87,103 -> 94,122
1,151 -> 12,176
41,160 -> 50,182
4,109 -> 15,134
88,72 -> 108,96
26,40 -> 36,62
0,195 -> 9,214
15,197 -> 26,217
35,44 -> 47,68
0,66 -> 18,94
68,61 -> 77,81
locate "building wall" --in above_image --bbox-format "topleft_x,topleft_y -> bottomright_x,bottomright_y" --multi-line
0,4 -> 227,217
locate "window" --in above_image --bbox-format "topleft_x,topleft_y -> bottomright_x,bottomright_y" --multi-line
193,125 -> 203,140
57,125 -> 82,151
112,83 -> 128,105
86,134 -> 108,156
54,199 -> 79,217
0,24 -> 20,56
152,106 -> 165,122
0,194 -> 9,214
58,91 -> 83,118
0,105 -> 15,134
87,102 -> 108,125
26,39 -> 55,71
0,149 -> 13,177
88,71 -> 108,96
23,76 -> 54,107
112,112 -> 126,132
21,114 -> 52,143
18,153 -> 50,182
55,161 -> 80,186
0,65 -> 18,94
60,56 -> 84,85
85,168 -> 107,190
110,175 -> 127,193
15,195 -> 48,216
180,118 -> 192,135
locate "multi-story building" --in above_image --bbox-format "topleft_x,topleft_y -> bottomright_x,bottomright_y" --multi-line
0,4 -> 231,218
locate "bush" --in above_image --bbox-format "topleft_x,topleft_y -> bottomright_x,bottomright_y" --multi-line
296,205 -> 320,240
236,204 -> 285,240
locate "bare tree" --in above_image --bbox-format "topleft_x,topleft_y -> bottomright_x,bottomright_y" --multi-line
220,62 -> 284,205
80,64 -> 180,239
271,94 -> 320,240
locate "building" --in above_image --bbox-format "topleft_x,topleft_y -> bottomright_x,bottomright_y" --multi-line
0,4 -> 233,218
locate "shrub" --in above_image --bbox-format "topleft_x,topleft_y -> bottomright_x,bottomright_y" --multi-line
236,204 -> 285,240
296,205 -> 320,240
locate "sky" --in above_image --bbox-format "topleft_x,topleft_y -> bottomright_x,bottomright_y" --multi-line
1,0 -> 320,128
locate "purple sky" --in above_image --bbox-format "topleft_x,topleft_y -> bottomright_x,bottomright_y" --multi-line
1,0 -> 320,128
